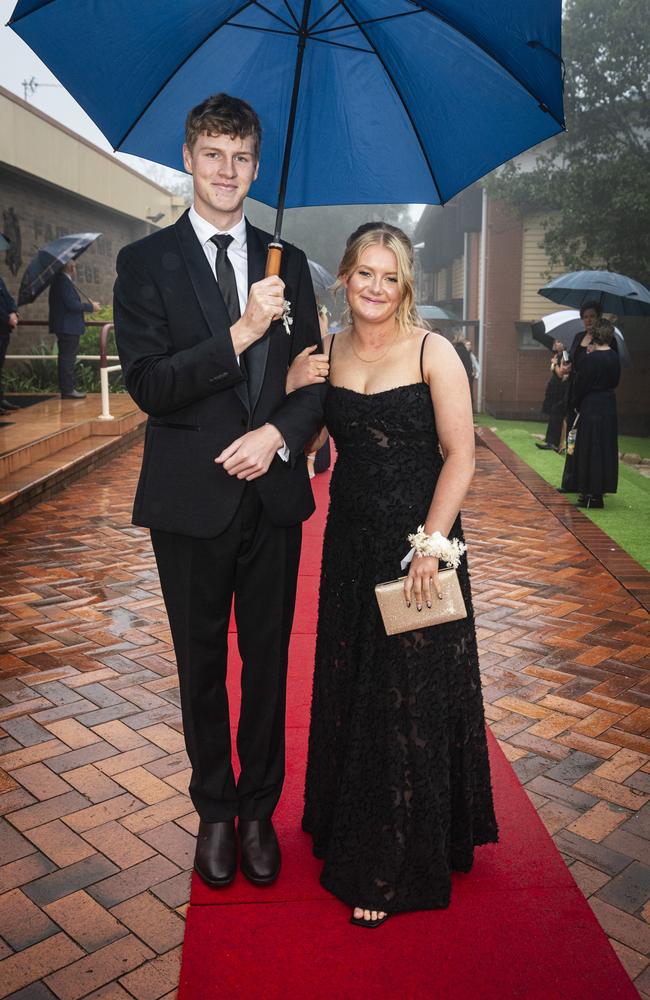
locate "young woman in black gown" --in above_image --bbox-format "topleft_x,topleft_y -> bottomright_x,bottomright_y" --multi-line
287,224 -> 498,927
563,319 -> 621,508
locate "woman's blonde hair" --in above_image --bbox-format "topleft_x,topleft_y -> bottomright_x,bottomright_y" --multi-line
335,222 -> 420,334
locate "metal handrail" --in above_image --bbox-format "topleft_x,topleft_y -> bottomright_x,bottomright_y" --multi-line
5,320 -> 122,421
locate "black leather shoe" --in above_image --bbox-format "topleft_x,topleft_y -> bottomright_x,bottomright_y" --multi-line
194,820 -> 236,888
576,495 -> 604,509
0,399 -> 20,410
61,390 -> 87,399
239,819 -> 281,886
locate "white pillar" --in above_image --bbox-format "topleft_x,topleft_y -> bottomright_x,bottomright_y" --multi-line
98,366 -> 115,421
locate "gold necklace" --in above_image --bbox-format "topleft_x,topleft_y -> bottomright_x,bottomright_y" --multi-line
349,327 -> 399,364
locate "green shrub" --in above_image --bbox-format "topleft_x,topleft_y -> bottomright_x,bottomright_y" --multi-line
5,310 -> 125,394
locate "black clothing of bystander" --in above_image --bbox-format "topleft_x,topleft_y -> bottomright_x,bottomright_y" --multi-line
564,349 -> 620,499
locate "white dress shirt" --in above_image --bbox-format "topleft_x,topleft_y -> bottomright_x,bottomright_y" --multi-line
188,205 -> 248,316
188,204 -> 289,461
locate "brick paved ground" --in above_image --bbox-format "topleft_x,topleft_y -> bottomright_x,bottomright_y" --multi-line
1,440 -> 649,998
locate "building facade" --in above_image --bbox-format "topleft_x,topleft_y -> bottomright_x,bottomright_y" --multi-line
415,186 -> 650,434
0,86 -> 186,345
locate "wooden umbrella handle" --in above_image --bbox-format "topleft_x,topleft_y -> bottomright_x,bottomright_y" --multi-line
265,242 -> 283,277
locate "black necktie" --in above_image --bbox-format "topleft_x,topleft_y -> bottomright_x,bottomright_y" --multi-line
210,234 -> 241,325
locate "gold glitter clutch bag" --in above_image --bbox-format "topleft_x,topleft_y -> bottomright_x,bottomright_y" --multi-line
375,568 -> 467,636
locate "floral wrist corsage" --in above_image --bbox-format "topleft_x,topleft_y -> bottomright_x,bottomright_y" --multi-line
400,526 -> 467,571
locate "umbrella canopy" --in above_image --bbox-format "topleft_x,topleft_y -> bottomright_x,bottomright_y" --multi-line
0,234 -> 10,252
532,310 -> 632,368
9,1 -> 565,215
18,232 -> 101,307
418,305 -> 459,321
308,259 -> 336,295
539,270 -> 650,317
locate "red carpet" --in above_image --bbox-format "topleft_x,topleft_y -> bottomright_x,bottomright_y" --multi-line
178,472 -> 636,1000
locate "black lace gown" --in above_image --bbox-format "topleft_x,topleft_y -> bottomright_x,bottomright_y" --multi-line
302,380 -> 498,914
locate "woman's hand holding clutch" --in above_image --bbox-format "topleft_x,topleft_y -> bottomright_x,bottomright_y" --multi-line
404,555 -> 442,611
286,345 -> 329,393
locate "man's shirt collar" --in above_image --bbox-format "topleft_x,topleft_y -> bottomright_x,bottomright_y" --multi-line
189,205 -> 247,250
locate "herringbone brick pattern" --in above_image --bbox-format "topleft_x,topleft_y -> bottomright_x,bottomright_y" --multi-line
0,439 -> 649,997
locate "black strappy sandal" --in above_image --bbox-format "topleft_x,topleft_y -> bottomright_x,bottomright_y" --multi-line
350,909 -> 390,929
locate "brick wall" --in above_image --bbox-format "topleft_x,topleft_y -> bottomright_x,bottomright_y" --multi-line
483,199 -> 526,411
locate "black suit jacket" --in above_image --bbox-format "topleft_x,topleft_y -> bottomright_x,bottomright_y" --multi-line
48,272 -> 93,336
113,211 -> 323,538
0,278 -> 17,336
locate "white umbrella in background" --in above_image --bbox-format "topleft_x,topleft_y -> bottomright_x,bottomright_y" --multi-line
531,310 -> 632,368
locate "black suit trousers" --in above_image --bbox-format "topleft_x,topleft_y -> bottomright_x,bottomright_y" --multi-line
56,334 -> 80,395
151,486 -> 302,822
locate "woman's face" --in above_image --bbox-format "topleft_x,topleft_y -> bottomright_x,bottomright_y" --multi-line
343,244 -> 401,326
582,308 -> 599,330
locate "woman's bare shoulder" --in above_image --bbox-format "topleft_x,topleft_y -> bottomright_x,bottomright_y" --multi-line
418,329 -> 456,358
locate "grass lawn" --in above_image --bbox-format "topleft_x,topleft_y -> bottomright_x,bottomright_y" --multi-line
474,414 -> 650,572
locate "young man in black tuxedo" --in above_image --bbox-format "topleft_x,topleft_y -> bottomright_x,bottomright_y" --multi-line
114,94 -> 324,888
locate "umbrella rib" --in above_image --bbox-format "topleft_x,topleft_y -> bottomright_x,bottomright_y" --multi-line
112,0 -> 258,151
308,1 -> 340,32
311,11 -> 422,35
8,0 -> 58,25
307,36 -> 374,53
281,0 -> 301,28
234,24 -> 296,36
236,25 -> 372,53
337,0 -> 444,204
253,1 -> 297,31
409,3 -> 565,129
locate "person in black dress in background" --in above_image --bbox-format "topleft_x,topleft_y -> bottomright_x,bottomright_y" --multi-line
287,223 -> 498,928
560,301 -> 604,484
562,319 -> 620,509
537,339 -> 570,451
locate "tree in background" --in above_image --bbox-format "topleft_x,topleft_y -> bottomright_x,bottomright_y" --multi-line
488,0 -> 650,286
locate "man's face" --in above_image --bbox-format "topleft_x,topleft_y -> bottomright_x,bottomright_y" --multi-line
183,132 -> 258,221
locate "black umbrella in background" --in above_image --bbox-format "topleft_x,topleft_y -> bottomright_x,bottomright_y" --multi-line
18,232 -> 101,307
539,270 -> 650,317
0,234 -> 10,252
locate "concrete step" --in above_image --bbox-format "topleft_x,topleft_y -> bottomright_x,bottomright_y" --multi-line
0,395 -> 146,524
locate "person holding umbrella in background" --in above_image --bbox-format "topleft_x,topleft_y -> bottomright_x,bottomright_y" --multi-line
561,318 -> 620,509
0,271 -> 20,416
0,232 -> 20,415
560,301 -> 604,491
48,259 -> 100,399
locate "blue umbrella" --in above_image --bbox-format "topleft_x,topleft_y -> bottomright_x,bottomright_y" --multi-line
9,0 -> 564,253
539,270 -> 650,317
17,232 -> 101,306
